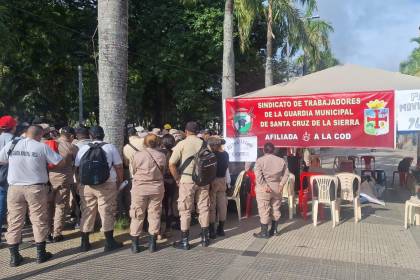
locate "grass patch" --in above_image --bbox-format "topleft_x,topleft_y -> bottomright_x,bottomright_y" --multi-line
114,216 -> 130,231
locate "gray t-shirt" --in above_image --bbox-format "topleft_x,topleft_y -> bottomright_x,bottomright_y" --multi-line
75,141 -> 122,183
0,132 -> 14,150
0,138 -> 62,185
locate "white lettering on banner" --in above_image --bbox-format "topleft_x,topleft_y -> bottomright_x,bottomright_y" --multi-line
396,89 -> 420,131
224,136 -> 258,162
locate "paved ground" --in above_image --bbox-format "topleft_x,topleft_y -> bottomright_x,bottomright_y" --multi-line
1,147 -> 420,280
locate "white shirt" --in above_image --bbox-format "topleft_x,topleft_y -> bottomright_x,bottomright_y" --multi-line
75,141 -> 122,183
0,138 -> 62,185
0,132 -> 14,150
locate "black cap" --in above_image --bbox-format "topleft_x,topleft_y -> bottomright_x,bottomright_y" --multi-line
89,125 -> 105,140
185,121 -> 199,134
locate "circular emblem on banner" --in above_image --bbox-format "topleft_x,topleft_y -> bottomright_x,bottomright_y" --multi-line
233,108 -> 253,135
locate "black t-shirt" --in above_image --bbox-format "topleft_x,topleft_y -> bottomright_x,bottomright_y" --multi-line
215,151 -> 229,178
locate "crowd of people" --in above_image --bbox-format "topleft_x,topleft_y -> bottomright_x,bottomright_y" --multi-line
0,115 -> 290,268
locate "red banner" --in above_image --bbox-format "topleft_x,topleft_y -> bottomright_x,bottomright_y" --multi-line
225,91 -> 395,148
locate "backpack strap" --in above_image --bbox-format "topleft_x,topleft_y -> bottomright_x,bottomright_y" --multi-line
144,149 -> 163,175
7,138 -> 21,158
178,139 -> 205,175
128,143 -> 139,152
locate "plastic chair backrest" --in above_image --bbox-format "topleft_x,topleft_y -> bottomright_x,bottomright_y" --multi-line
361,156 -> 375,170
283,173 -> 295,197
336,173 -> 361,202
311,175 -> 338,203
339,160 -> 354,173
232,170 -> 246,198
310,155 -> 321,168
334,156 -> 347,167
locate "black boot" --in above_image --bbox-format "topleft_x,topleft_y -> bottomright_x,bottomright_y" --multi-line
9,244 -> 23,267
80,232 -> 91,252
148,234 -> 157,253
253,224 -> 270,239
131,235 -> 140,254
36,242 -> 52,264
217,221 -> 225,237
173,231 -> 190,250
200,227 -> 210,247
269,220 -> 279,236
208,223 -> 217,239
104,230 -> 123,252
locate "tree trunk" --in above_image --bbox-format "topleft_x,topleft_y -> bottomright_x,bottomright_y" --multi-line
222,0 -> 235,99
265,0 -> 274,87
98,0 -> 128,152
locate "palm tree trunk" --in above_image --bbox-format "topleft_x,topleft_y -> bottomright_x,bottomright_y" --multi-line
265,0 -> 274,87
98,0 -> 128,152
222,0 -> 235,99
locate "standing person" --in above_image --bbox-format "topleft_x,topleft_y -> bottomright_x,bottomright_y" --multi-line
47,127 -> 78,242
123,127 -> 144,177
75,126 -> 123,252
254,142 -> 289,238
207,136 -> 229,239
70,127 -> 92,228
160,134 -> 177,234
0,115 -> 17,245
169,121 -> 210,250
129,134 -> 166,253
0,125 -> 63,266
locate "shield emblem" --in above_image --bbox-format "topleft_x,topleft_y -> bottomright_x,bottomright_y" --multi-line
364,108 -> 389,136
233,110 -> 253,135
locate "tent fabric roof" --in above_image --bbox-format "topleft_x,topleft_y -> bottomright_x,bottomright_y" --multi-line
236,64 -> 420,98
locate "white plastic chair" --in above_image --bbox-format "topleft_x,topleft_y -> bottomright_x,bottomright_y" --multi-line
404,196 -> 420,229
282,173 -> 296,219
336,173 -> 362,223
333,156 -> 348,169
311,175 -> 339,227
227,170 -> 245,222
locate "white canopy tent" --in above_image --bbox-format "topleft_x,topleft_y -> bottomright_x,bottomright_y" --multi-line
236,64 -> 420,98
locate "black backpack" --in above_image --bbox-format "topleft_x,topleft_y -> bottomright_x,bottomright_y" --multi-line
79,142 -> 110,185
180,142 -> 217,186
0,138 -> 20,188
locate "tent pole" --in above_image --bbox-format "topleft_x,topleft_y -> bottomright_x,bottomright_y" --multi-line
417,132 -> 420,161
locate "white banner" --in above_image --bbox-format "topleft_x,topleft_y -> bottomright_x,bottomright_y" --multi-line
224,136 -> 258,162
396,89 -> 420,131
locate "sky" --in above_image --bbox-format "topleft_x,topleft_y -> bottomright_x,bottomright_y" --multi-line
316,0 -> 420,71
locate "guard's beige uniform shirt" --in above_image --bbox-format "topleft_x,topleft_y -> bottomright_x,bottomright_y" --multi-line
255,153 -> 289,192
123,136 -> 144,176
132,148 -> 167,195
49,140 -> 78,186
169,135 -> 203,183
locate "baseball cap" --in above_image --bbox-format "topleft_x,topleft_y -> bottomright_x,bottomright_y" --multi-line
0,115 -> 17,129
163,123 -> 172,130
135,126 -> 146,133
151,128 -> 161,135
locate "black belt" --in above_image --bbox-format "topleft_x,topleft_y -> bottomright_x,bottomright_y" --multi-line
33,183 -> 48,186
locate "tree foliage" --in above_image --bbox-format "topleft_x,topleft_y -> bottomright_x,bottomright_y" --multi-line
0,0 -> 338,128
400,37 -> 420,77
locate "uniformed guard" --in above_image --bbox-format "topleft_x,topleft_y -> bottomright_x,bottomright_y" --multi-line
129,134 -> 167,253
0,125 -> 63,266
0,115 -> 17,246
169,121 -> 210,249
254,142 -> 289,238
47,127 -> 78,242
75,126 -> 124,252
207,136 -> 229,239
